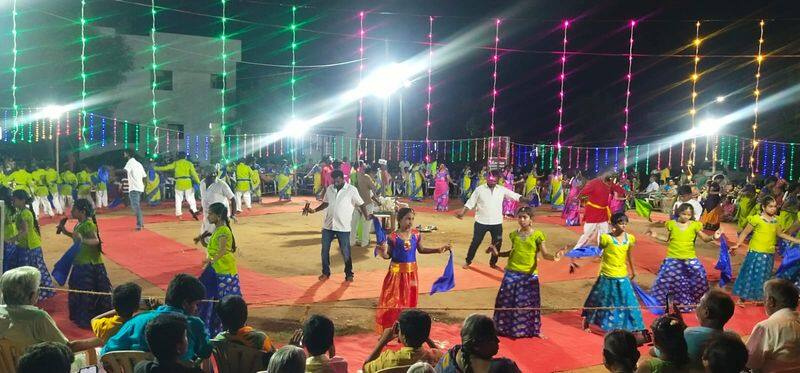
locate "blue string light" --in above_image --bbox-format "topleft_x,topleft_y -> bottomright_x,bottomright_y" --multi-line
195,135 -> 200,160
204,136 -> 210,161
614,147 -> 619,172
762,141 -> 768,176
604,148 -> 609,167
101,117 -> 106,147
772,142 -> 777,176
594,147 -> 599,174
780,143 -> 786,178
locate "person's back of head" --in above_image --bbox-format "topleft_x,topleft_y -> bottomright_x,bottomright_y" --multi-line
407,361 -> 435,373
603,330 -> 639,373
398,309 -> 432,349
145,313 -> 189,363
0,266 -> 41,306
460,313 -> 500,369
764,278 -> 799,314
488,357 -> 521,373
16,341 -> 74,373
302,314 -> 335,357
268,345 -> 306,373
702,334 -> 747,373
216,294 -> 247,333
651,315 -> 689,366
677,185 -> 692,197
164,273 -> 206,312
698,289 -> 735,329
113,282 -> 142,319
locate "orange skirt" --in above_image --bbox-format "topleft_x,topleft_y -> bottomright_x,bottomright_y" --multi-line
700,206 -> 721,226
376,262 -> 418,331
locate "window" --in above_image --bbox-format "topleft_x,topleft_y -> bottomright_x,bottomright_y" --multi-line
167,123 -> 184,140
152,70 -> 173,91
211,74 -> 225,90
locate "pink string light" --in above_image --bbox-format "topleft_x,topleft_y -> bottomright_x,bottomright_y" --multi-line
357,11 -> 365,159
554,20 -> 569,168
622,20 -> 636,169
488,18 -> 501,161
424,16 -> 434,162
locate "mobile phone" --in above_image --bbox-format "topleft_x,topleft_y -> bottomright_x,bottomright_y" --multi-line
632,329 -> 653,346
79,366 -> 99,373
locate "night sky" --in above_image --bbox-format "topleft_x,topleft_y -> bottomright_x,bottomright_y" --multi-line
19,0 -> 800,146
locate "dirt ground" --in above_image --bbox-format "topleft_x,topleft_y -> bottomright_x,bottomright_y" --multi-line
37,197 -> 740,372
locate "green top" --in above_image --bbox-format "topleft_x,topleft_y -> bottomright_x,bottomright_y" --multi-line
747,215 -> 779,254
16,209 -> 41,249
76,171 -> 92,194
8,170 -> 33,192
92,172 -> 107,191
599,233 -> 635,278
665,220 -> 703,259
208,225 -> 237,275
506,229 -> 545,274
154,159 -> 200,191
74,219 -> 103,265
45,168 -> 60,194
31,169 -> 49,197
3,209 -> 17,241
60,171 -> 77,194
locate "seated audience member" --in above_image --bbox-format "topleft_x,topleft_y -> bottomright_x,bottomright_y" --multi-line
672,185 -> 703,220
267,345 -> 306,373
636,316 -> 689,373
94,282 -> 143,342
702,334 -> 748,373
363,309 -> 442,373
436,314 -> 501,373
407,361 -> 436,373
212,295 -> 275,353
603,330 -> 640,373
488,357 -> 521,373
0,267 -> 69,350
16,341 -> 74,373
133,313 -> 203,373
103,274 -> 212,362
746,279 -> 800,372
302,314 -> 347,373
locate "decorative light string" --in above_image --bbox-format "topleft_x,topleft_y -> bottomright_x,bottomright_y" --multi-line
424,16 -> 434,162
554,20 -> 569,168
749,20 -> 765,178
621,20 -> 636,169
9,0 -> 18,142
290,5 -> 297,117
150,0 -> 159,157
488,19 -> 501,161
80,0 -> 89,148
357,11 -> 365,159
220,0 -> 228,162
689,21 -> 701,168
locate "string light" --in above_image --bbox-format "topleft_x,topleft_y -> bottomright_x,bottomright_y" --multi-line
80,0 -> 89,149
205,136 -> 210,160
749,20 -> 765,178
357,11 -> 365,159
113,117 -> 117,146
424,16 -> 434,162
150,0 -> 159,156
220,0 -> 228,162
688,21 -> 701,168
10,0 -> 18,142
290,5 -> 297,117
622,20 -> 636,168
553,20 -> 570,168
791,144 -> 795,181
101,117 -> 106,147
195,135 -> 200,160
89,113 -> 95,143
488,18 -> 501,161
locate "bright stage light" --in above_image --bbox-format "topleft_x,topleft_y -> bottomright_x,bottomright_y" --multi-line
284,118 -> 312,138
41,105 -> 67,119
716,95 -> 726,103
695,117 -> 723,137
357,63 -> 415,98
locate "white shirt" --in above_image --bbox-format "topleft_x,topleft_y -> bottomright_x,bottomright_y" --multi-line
123,158 -> 147,193
322,184 -> 364,232
672,198 -> 703,221
200,179 -> 235,211
464,184 -> 521,225
644,181 -> 660,193
746,308 -> 800,373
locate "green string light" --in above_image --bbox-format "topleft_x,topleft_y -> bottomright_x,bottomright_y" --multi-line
80,0 -> 89,149
124,120 -> 129,146
150,0 -> 159,157
791,144 -> 796,181
734,139 -> 739,170
634,145 -> 640,174
219,0 -> 228,163
10,0 -> 18,142
645,144 -> 650,174
290,5 -> 297,117
135,124 -> 140,153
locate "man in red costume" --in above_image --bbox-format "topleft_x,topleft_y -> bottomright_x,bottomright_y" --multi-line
572,171 -> 627,250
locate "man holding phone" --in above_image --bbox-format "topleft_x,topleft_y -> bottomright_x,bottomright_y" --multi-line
362,309 -> 442,373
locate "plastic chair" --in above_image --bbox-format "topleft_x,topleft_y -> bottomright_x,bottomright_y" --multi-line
100,350 -> 154,373
211,340 -> 270,373
0,339 -> 23,373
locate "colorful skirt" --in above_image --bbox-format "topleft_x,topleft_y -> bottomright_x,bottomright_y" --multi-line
563,199 -> 581,226
503,198 -> 518,216
434,183 -> 449,211
376,262 -> 419,331
6,247 -> 56,301
3,242 -> 17,272
651,258 -> 709,312
68,263 -> 113,328
776,261 -> 800,291
198,267 -> 242,337
581,275 -> 645,331
732,251 -> 774,301
493,270 -> 541,338
700,206 -> 722,230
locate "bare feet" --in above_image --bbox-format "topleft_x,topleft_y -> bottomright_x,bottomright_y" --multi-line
462,263 -> 471,270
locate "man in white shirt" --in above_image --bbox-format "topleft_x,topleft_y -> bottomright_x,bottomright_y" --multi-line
746,279 -> 800,372
671,185 -> 703,220
123,149 -> 147,231
456,170 -> 527,269
644,175 -> 660,194
306,170 -> 371,282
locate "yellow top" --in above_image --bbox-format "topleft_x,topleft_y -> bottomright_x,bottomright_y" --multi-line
747,215 -> 779,254
91,315 -> 125,343
665,220 -> 703,259
235,163 -> 253,192
154,159 -> 200,191
506,229 -> 545,274
8,170 -> 33,192
599,233 -> 635,278
363,347 -> 443,373
208,225 -> 237,275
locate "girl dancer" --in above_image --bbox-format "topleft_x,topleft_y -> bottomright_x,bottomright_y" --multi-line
433,164 -> 454,211
581,213 -> 645,332
731,196 -> 800,302
196,168 -> 236,240
375,207 -> 450,330
647,203 -> 719,312
1,186 -> 18,272
57,198 -> 112,328
491,207 -> 564,338
562,170 -> 583,226
197,202 -> 241,336
277,160 -> 293,201
502,166 -> 518,216
523,167 -> 541,207
549,168 -> 564,211
609,178 -> 627,215
735,184 -> 757,232
460,166 -> 473,203
9,190 -> 55,301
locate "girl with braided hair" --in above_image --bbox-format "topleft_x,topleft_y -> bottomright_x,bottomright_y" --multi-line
602,330 -> 640,373
58,198 -> 112,328
9,189 -> 56,301
197,202 -> 241,336
435,314 -> 502,373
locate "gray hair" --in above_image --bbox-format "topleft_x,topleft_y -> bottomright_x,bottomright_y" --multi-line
1,266 -> 41,306
267,345 -> 306,373
407,362 -> 435,373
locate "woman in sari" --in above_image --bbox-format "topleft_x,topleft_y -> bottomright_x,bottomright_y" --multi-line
501,166 -> 518,216
523,166 -> 541,207
562,170 -> 584,226
144,169 -> 162,206
477,165 -> 488,187
276,161 -> 293,201
549,168 -> 565,211
609,178 -> 626,215
409,164 -> 424,202
433,164 -> 454,211
460,166 -> 473,203
700,182 -> 722,230
305,162 -> 323,200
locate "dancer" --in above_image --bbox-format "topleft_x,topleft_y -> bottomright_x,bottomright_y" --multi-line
306,161 -> 323,200
699,182 -> 722,230
197,202 -> 242,336
375,207 -> 450,330
562,170 -> 583,226
457,170 -> 528,269
501,166 -> 518,216
460,166 -> 473,203
46,163 -> 63,215
549,168 -> 564,211
123,149 -> 147,230
196,168 -> 237,239
31,163 -> 54,218
569,172 -> 625,255
8,162 -> 33,192
647,203 -> 719,312
609,178 -> 627,215
59,166 -> 77,213
735,184 -> 757,232
523,166 -> 541,207
276,160 -> 294,202
8,190 -> 56,301
491,207 -> 564,338
154,152 -> 200,220
144,167 -> 162,206
731,196 -> 800,302
477,165 -> 488,187
378,160 -> 394,197
57,198 -> 112,328
76,164 -> 94,208
409,164 -> 425,202
1,186 -> 18,272
581,213 -> 645,332
234,159 -> 255,210
433,164 -> 454,212
94,165 -> 109,209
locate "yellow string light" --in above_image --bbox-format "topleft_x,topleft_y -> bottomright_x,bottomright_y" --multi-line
689,21 -> 701,166
750,20 -> 765,177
